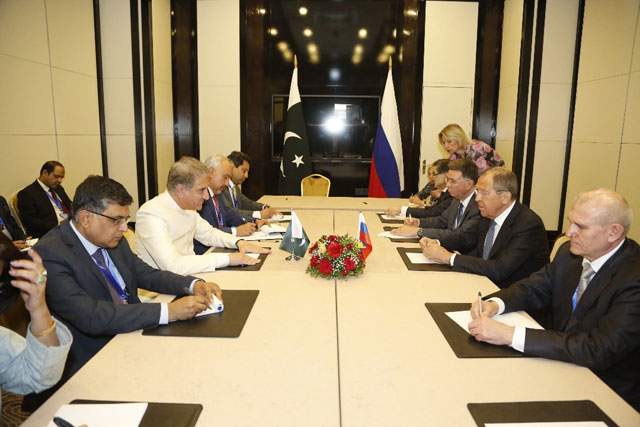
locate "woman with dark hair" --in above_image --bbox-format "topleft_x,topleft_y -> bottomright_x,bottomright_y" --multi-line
0,234 -> 71,413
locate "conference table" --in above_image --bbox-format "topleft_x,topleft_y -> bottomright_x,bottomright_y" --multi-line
23,198 -> 640,426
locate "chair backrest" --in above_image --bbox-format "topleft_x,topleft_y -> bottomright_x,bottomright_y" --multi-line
8,190 -> 26,235
550,235 -> 570,261
123,227 -> 136,251
301,174 -> 331,197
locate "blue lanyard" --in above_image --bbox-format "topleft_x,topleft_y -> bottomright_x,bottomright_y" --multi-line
229,185 -> 238,209
211,197 -> 224,226
94,250 -> 128,302
46,190 -> 64,211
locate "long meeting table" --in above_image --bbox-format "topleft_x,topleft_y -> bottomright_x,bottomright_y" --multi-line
22,200 -> 640,426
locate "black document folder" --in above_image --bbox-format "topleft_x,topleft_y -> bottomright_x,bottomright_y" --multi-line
210,247 -> 269,271
397,247 -> 452,271
376,212 -> 404,224
70,400 -> 203,427
142,290 -> 259,338
467,400 -> 617,426
383,226 -> 420,243
425,302 -> 523,358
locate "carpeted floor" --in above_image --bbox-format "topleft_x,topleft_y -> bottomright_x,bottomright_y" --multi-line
0,391 -> 29,427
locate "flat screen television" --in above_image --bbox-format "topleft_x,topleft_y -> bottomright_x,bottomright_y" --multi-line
272,95 -> 380,161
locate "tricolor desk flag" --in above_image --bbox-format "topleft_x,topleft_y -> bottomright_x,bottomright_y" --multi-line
279,55 -> 313,195
358,212 -> 372,260
279,210 -> 310,257
368,58 -> 404,198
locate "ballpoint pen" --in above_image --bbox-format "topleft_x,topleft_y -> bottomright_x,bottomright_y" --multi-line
477,291 -> 482,318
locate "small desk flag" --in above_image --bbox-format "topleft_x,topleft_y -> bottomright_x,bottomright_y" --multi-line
358,212 -> 372,260
279,210 -> 310,257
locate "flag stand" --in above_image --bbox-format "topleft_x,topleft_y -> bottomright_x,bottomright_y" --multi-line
285,236 -> 301,261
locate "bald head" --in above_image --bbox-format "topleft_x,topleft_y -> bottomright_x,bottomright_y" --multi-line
573,189 -> 632,234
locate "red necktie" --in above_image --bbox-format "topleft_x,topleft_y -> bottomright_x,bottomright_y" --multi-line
50,189 -> 71,217
211,195 -> 224,226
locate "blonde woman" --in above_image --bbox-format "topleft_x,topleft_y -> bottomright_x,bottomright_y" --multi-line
439,124 -> 504,173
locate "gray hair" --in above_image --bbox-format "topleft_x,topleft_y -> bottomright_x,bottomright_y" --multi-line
484,167 -> 518,200
203,154 -> 233,171
573,188 -> 633,234
166,156 -> 209,192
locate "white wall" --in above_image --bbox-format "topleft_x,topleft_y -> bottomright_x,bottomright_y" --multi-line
419,1 -> 477,189
197,0 -> 241,160
565,0 -> 640,239
0,0 -> 102,199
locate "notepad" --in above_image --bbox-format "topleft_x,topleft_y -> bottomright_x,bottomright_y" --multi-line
378,231 -> 417,240
268,214 -> 291,222
241,231 -> 283,241
379,212 -> 405,220
260,224 -> 287,233
195,294 -> 224,317
47,402 -> 148,427
445,310 -> 544,334
405,252 -> 440,264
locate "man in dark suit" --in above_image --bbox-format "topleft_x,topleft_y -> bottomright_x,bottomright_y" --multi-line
24,175 -> 221,410
222,151 -> 281,219
0,195 -> 27,247
17,161 -> 73,238
420,167 -> 549,288
392,158 -> 481,254
194,155 -> 268,255
469,189 -> 640,410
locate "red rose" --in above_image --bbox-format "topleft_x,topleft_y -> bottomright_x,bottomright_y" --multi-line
327,242 -> 343,258
310,256 -> 319,267
358,251 -> 366,261
309,243 -> 318,254
328,235 -> 337,242
342,269 -> 348,276
346,243 -> 353,251
318,258 -> 332,275
344,257 -> 355,271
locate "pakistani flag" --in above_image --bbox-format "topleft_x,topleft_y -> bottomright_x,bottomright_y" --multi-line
279,65 -> 312,195
279,210 -> 310,257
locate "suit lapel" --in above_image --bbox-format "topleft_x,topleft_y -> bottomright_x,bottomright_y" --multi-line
489,202 -> 522,258
557,254 -> 583,331
106,246 -> 138,303
460,194 -> 476,224
447,199 -> 461,230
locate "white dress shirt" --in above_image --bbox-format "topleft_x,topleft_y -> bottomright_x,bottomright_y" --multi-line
491,238 -> 626,352
37,179 -> 67,224
135,191 -> 241,275
228,181 -> 261,219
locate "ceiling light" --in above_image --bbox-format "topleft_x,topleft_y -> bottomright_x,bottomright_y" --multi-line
299,6 -> 308,16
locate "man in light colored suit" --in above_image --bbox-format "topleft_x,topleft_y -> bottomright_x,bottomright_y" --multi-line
222,151 -> 281,219
135,156 -> 269,275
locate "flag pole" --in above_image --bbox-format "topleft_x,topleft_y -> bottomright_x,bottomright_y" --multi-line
388,56 -> 392,69
285,208 -> 301,261
294,54 -> 297,68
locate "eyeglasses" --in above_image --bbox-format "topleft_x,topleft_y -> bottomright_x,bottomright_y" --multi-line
446,177 -> 469,185
89,211 -> 130,226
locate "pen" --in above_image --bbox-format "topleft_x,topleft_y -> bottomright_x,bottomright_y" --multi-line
53,417 -> 75,427
409,213 -> 412,222
477,292 -> 482,318
363,201 -> 368,205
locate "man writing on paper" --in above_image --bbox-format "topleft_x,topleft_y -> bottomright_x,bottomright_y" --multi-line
392,158 -> 481,254
420,168 -> 549,288
469,189 -> 640,411
135,156 -> 269,275
223,151 -> 281,219
194,155 -> 267,255
23,176 -> 220,410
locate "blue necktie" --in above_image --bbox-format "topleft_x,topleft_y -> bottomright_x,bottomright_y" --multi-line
482,220 -> 497,259
92,249 -> 128,304
454,203 -> 464,229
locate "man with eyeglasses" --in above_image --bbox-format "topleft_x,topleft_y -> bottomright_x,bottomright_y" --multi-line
17,160 -> 73,238
420,167 -> 549,289
23,175 -> 221,411
391,158 -> 481,254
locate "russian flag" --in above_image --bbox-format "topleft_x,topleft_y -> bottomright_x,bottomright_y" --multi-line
358,212 -> 372,260
368,64 -> 404,198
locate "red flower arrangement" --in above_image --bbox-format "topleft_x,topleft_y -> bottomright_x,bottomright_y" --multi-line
306,234 -> 366,279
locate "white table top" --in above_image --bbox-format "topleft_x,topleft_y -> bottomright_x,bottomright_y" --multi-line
22,204 -> 640,426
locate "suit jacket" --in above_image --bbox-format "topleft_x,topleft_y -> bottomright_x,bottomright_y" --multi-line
490,240 -> 640,411
35,220 -> 196,383
406,191 -> 453,219
17,180 -> 72,238
194,193 -> 252,255
417,193 -> 481,253
221,184 -> 265,217
452,201 -> 549,288
0,196 -> 26,240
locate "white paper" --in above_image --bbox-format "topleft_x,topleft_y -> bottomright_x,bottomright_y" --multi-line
260,224 -> 287,233
196,293 -> 224,317
268,214 -> 291,222
485,422 -> 606,427
47,402 -> 148,427
445,310 -> 544,334
379,212 -> 405,220
378,231 -> 416,240
240,231 -> 283,241
406,252 -> 441,264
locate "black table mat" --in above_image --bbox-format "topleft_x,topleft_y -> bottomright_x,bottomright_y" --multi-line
425,302 -> 524,358
467,400 -> 617,426
383,226 -> 420,243
69,400 -> 203,427
142,290 -> 259,338
397,247 -> 452,271
376,212 -> 404,224
210,247 -> 269,271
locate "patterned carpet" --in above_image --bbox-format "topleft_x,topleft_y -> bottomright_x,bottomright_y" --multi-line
0,391 -> 29,427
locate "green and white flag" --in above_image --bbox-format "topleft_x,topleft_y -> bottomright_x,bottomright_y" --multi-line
279,210 -> 310,257
279,65 -> 312,195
